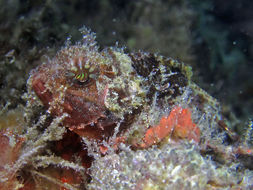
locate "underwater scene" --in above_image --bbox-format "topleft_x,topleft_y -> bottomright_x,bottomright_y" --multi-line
0,0 -> 252,189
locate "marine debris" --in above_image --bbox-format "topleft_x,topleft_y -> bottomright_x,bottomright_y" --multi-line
0,27 -> 253,189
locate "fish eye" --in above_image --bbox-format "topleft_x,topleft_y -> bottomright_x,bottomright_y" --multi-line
75,73 -> 88,83
66,71 -> 91,87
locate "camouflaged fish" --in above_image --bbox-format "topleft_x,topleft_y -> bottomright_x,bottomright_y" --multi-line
28,28 -> 225,147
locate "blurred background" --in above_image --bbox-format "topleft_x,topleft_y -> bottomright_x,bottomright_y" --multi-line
0,0 -> 252,134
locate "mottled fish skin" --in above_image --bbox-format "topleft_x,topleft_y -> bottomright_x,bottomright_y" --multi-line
29,28 -> 220,144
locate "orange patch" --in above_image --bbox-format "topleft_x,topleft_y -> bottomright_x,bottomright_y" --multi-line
141,106 -> 200,148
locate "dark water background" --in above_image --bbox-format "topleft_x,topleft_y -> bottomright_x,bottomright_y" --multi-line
0,0 -> 252,133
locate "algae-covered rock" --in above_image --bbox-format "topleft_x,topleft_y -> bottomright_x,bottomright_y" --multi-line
88,143 -> 251,190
